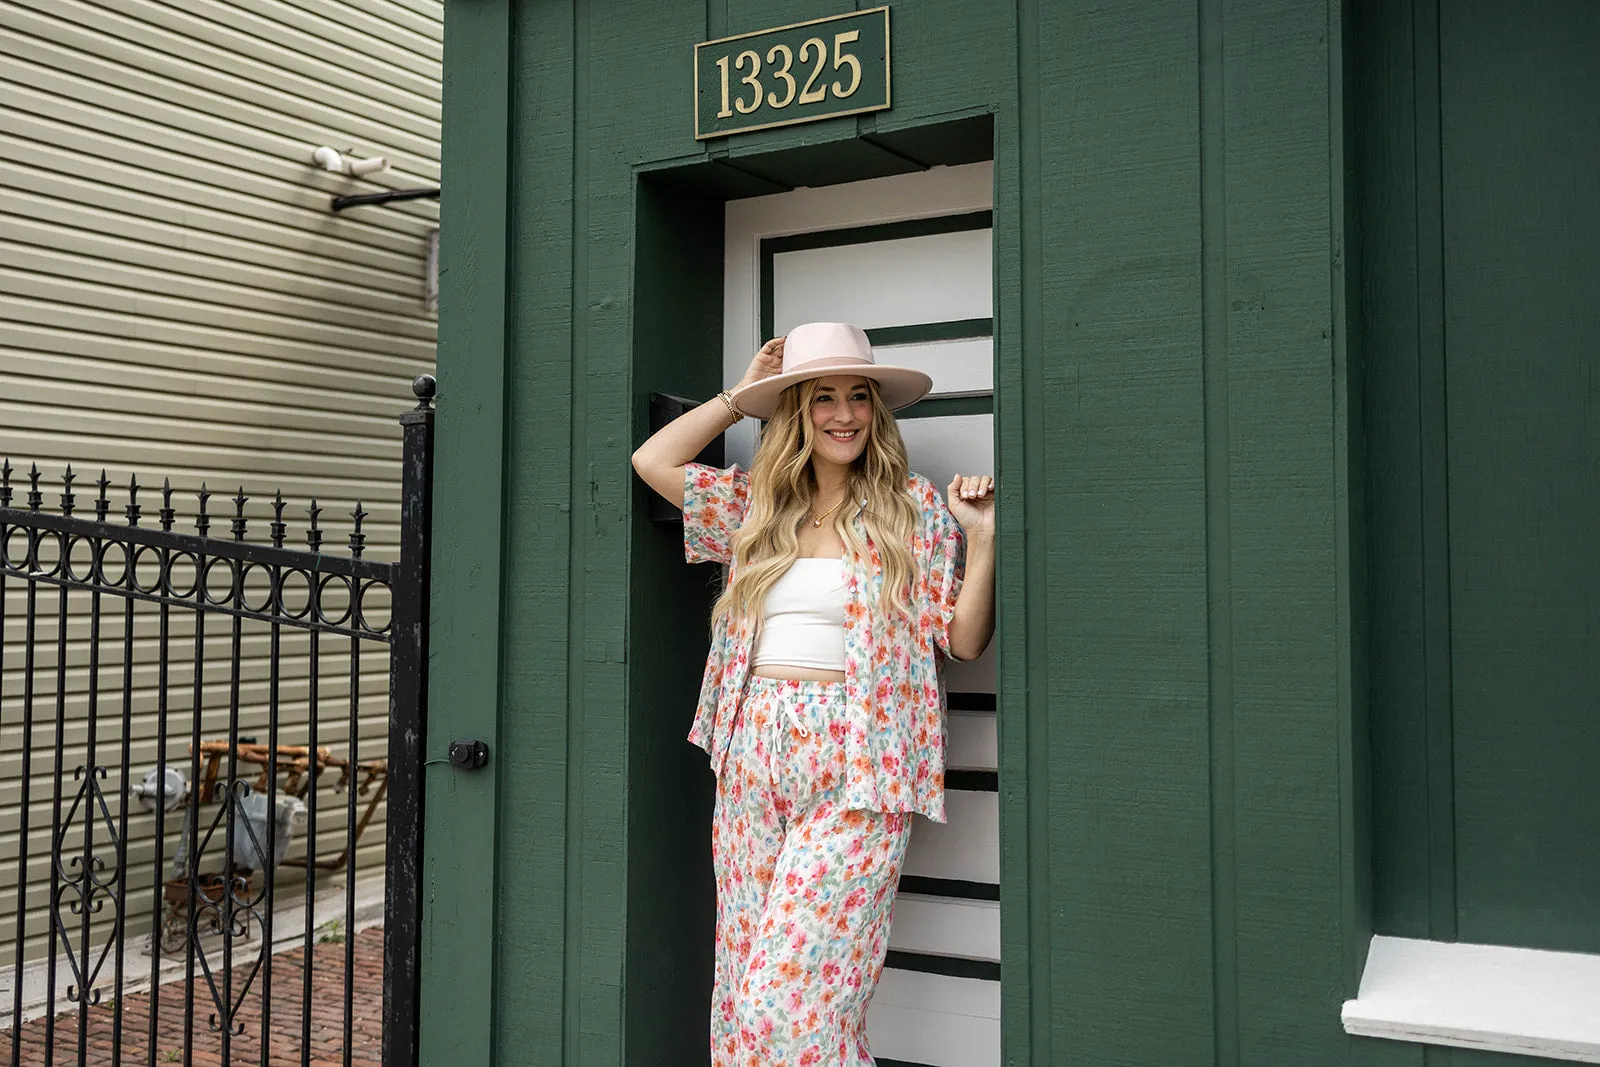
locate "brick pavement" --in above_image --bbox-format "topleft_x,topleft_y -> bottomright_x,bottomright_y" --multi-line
3,924 -> 384,1066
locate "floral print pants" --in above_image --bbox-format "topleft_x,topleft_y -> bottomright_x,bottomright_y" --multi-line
711,677 -> 914,1067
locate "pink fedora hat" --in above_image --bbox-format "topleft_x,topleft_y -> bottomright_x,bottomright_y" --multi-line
729,322 -> 933,420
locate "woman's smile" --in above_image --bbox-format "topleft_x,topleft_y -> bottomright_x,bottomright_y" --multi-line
816,422 -> 867,462
809,376 -> 874,465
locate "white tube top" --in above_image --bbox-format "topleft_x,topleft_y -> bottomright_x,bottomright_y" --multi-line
751,558 -> 848,672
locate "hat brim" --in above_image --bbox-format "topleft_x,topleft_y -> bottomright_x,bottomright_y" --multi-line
730,365 -> 933,421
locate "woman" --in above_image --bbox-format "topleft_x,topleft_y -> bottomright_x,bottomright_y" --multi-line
631,321 -> 996,1066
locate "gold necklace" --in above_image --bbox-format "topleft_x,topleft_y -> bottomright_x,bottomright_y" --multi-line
808,495 -> 846,528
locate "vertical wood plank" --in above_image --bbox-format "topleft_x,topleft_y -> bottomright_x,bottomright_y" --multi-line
1221,0 -> 1354,1060
1032,0 -> 1216,1060
1356,0 -> 1436,945
1332,0 -> 1375,1003
1198,0 -> 1239,1057
494,1 -> 578,1064
1000,3 -> 1043,1064
421,0 -> 511,1061
567,3 -> 622,1061
1411,0 -> 1460,946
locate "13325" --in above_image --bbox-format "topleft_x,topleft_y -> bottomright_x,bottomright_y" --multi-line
711,28 -> 864,117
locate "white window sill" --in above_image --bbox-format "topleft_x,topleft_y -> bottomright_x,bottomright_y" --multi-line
1342,935 -> 1600,1063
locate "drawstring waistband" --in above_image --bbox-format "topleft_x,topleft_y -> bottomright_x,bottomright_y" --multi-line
781,693 -> 810,737
744,676 -> 843,752
734,677 -> 848,810
746,677 -> 841,721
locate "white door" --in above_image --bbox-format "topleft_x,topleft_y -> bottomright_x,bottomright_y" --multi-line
723,162 -> 1000,1067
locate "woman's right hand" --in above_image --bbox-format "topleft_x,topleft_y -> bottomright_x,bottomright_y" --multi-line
738,337 -> 785,389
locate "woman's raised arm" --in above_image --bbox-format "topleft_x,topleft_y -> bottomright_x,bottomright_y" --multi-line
630,338 -> 785,508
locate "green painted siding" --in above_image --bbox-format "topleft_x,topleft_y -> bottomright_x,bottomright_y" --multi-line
1436,0 -> 1600,957
1027,3 -> 1215,1059
1360,0 -> 1600,965
428,0 -> 1366,1063
497,0 -> 578,1063
420,1 -> 508,1063
1024,1 -> 1362,1061
1354,1 -> 1598,1062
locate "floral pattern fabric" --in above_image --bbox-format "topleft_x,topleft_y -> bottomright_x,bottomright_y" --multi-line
712,677 -> 913,1066
683,462 -> 966,822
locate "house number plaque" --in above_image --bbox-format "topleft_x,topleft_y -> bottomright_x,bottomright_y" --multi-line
694,7 -> 891,140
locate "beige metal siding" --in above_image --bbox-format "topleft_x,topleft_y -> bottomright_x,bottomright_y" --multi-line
0,0 -> 440,967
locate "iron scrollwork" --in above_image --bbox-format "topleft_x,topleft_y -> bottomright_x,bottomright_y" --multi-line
0,374 -> 434,1065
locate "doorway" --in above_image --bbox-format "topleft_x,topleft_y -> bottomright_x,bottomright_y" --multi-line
722,162 -> 1000,1067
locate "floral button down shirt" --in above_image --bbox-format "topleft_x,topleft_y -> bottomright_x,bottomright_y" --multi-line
682,462 -> 966,823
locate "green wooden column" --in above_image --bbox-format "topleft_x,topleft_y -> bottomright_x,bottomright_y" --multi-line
421,0 -> 512,1062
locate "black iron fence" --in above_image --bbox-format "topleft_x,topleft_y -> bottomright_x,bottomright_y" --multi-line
0,376 -> 433,1067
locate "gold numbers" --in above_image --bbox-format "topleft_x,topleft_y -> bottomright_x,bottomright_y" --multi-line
766,43 -> 796,108
734,49 -> 762,114
798,37 -> 828,104
714,54 -> 733,118
832,30 -> 862,98
711,32 -> 866,114
697,10 -> 886,138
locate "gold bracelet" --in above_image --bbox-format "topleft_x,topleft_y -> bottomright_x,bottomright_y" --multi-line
716,390 -> 745,423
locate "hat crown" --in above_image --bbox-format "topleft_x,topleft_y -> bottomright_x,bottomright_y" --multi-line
728,320 -> 931,419
781,322 -> 875,373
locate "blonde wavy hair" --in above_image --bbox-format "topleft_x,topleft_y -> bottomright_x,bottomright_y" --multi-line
713,377 -> 920,624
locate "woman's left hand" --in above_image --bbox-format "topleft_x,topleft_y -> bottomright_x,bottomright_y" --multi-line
947,474 -> 996,539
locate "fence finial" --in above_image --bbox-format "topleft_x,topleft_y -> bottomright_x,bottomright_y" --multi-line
412,374 -> 437,410
307,499 -> 323,552
159,478 -> 175,532
231,488 -> 249,542
349,501 -> 368,558
28,464 -> 43,512
126,474 -> 142,527
1,458 -> 12,508
95,470 -> 111,523
196,483 -> 212,539
271,490 -> 287,549
61,464 -> 77,517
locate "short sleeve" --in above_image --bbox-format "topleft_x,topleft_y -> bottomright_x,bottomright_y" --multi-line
925,484 -> 967,659
682,463 -> 750,565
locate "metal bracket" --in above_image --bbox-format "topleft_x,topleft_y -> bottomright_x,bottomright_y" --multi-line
447,739 -> 490,770
647,392 -> 726,523
331,187 -> 440,212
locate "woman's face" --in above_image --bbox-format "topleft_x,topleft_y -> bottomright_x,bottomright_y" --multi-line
808,375 -> 874,468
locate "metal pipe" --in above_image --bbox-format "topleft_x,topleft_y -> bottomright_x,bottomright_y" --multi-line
330,188 -> 439,212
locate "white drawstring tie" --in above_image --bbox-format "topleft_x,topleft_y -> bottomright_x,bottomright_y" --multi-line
782,691 -> 810,737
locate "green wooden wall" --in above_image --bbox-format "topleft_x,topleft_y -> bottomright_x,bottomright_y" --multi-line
1013,0 -> 1366,1061
424,0 -> 1378,1063
1358,6 -> 1599,1065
